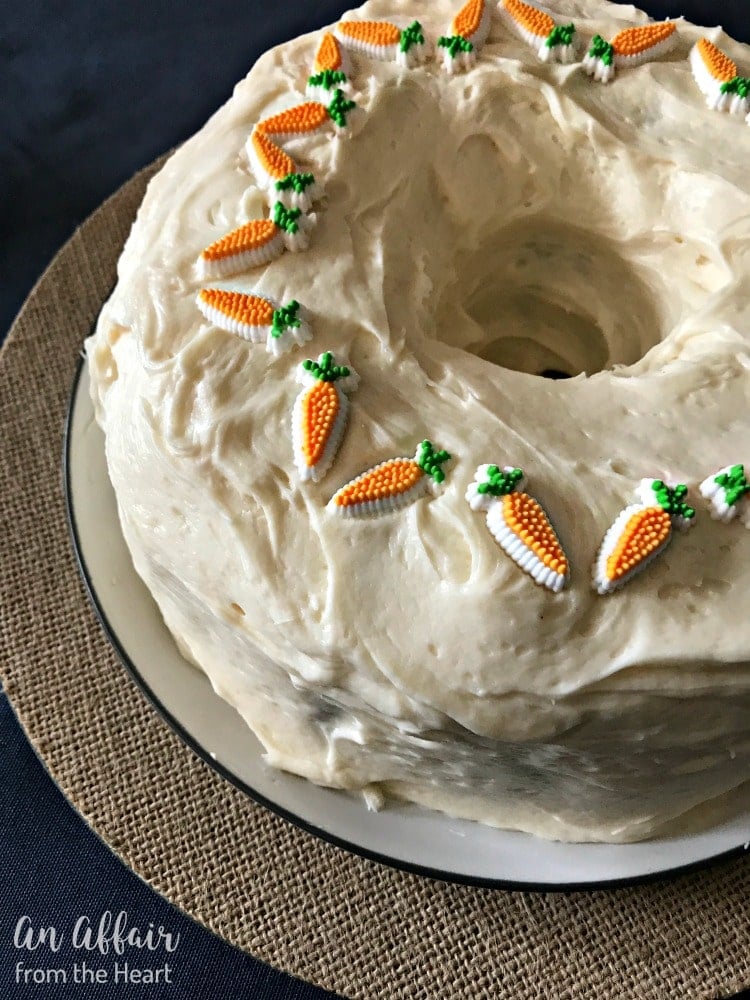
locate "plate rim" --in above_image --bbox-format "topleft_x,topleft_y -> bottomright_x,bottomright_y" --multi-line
64,354 -> 749,892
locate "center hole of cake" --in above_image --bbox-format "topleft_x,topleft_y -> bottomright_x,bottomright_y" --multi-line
472,292 -> 608,378
444,219 -> 663,378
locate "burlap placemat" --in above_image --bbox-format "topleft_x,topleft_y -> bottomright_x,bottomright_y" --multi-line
1,159 -> 749,1000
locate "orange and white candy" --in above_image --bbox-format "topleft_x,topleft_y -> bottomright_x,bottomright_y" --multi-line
690,38 -> 750,117
497,0 -> 577,64
257,101 -> 338,139
437,0 -> 491,73
255,102 -> 327,146
329,441 -> 451,518
334,19 -> 428,68
313,31 -> 351,76
466,465 -> 569,593
583,22 -> 677,83
198,219 -> 284,278
197,205 -> 314,279
307,33 -> 352,104
196,290 -> 311,356
246,130 -> 322,212
593,479 -> 695,595
292,352 -> 359,483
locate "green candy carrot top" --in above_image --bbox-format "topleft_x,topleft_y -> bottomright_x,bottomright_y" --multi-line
700,463 -> 750,525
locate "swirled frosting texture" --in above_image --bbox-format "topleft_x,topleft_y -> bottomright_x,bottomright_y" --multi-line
87,0 -> 750,841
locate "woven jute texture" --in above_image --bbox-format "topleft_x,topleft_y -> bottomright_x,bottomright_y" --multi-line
1,161 -> 749,1000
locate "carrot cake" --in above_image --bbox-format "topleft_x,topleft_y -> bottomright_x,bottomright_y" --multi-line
87,0 -> 750,842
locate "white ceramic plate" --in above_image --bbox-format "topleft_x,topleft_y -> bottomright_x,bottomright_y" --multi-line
65,360 -> 750,889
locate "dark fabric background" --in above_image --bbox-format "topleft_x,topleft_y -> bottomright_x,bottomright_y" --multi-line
0,2 -> 746,997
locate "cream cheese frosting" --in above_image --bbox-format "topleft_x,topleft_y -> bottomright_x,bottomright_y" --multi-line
87,0 -> 750,841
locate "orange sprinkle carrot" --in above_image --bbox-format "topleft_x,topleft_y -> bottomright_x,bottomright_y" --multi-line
301,381 -> 341,468
335,18 -> 427,67
256,102 -> 330,139
690,38 -> 747,114
333,459 -> 423,507
246,129 -> 321,211
332,458 -> 424,512
198,291 -> 311,354
336,20 -> 402,48
694,37 -> 737,83
452,0 -> 487,40
502,492 -> 568,575
197,220 -> 284,278
584,20 -> 675,82
498,0 -> 576,64
314,32 -> 347,73
439,0 -> 491,72
593,480 -> 694,595
500,0 -> 555,41
466,465 -> 569,591
197,289 -> 275,332
249,130 -> 296,182
604,506 -> 671,584
611,21 -> 676,57
292,353 -> 358,482
329,441 -> 450,517
307,33 -> 351,103
200,220 -> 278,262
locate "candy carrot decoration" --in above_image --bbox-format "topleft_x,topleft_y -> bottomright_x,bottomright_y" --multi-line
438,0 -> 491,74
292,352 -> 359,482
690,38 -> 750,116
466,465 -> 569,592
256,95 -> 356,136
251,95 -> 356,211
196,290 -> 311,356
256,101 -> 331,138
313,31 -> 350,75
328,441 -> 451,518
583,22 -> 677,83
593,479 -> 695,595
700,464 -> 750,525
307,33 -> 352,104
197,219 -> 285,277
334,19 -> 428,68
197,204 -> 313,278
497,0 -> 576,64
247,130 -> 321,211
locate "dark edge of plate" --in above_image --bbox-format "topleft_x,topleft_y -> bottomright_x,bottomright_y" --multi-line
64,352 -> 749,893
